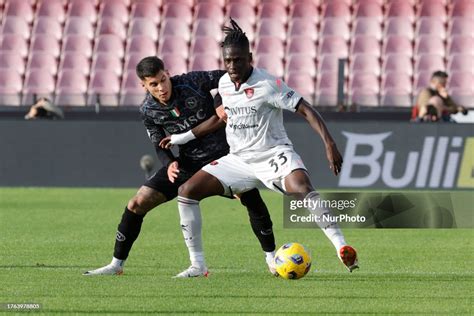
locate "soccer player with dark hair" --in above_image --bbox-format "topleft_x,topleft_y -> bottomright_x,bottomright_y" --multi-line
84,56 -> 276,276
172,19 -> 358,277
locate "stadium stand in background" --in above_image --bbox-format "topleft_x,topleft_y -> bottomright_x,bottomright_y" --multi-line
0,0 -> 472,108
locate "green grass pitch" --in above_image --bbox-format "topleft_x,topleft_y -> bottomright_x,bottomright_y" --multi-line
1,188 -> 472,315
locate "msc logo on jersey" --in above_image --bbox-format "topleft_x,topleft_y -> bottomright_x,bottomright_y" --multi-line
244,88 -> 254,98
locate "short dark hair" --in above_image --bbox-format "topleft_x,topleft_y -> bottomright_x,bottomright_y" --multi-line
432,70 -> 448,79
136,56 -> 165,80
221,18 -> 250,50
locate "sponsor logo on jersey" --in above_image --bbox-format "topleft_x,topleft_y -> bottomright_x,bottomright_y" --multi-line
286,90 -> 295,99
166,109 -> 207,133
228,123 -> 259,130
244,88 -> 254,98
210,161 -> 218,165
224,106 -> 257,116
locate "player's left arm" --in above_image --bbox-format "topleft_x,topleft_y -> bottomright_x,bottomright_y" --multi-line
295,99 -> 343,176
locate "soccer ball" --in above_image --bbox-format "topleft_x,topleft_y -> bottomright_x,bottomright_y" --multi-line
274,242 -> 312,280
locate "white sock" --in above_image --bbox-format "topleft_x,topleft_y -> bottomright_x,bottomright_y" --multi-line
305,191 -> 347,251
265,251 -> 275,263
110,257 -> 124,268
177,196 -> 206,268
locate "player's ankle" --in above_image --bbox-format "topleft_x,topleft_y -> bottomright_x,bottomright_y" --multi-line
111,257 -> 125,268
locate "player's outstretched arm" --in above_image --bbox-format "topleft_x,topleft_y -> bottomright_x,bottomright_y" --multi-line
159,114 -> 226,149
295,99 -> 343,175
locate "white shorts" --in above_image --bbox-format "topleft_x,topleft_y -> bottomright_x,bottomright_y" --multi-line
202,145 -> 307,196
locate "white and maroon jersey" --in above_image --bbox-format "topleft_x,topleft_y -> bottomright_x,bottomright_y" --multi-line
218,67 -> 302,159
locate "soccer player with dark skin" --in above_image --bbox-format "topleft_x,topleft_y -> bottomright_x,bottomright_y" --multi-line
84,56 -> 276,275
172,20 -> 358,277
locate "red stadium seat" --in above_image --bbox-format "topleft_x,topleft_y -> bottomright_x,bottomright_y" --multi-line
382,72 -> 412,92
190,36 -> 221,60
128,19 -> 158,42
255,36 -> 285,59
158,36 -> 189,60
55,70 -> 88,106
91,53 -> 123,77
385,18 -> 415,40
383,35 -> 413,57
350,54 -> 381,77
188,55 -> 220,71
96,18 -> 127,40
192,20 -> 223,42
194,3 -> 225,25
352,18 -> 383,41
62,35 -> 93,59
415,54 -> 446,75
285,72 -> 315,103
161,54 -> 188,75
226,3 -> 257,26
4,0 -> 34,24
126,35 -> 156,56
67,0 -> 98,24
286,55 -> 316,78
0,69 -> 23,105
124,52 -> 148,72
26,52 -> 58,76
0,34 -> 28,58
415,36 -> 445,56
119,71 -> 145,106
416,18 -> 446,40
448,54 -> 473,73
320,18 -> 350,41
256,19 -> 286,42
286,36 -> 316,58
382,54 -> 413,76
448,35 -> 474,55
319,36 -> 349,58
321,1 -> 351,23
258,3 -> 288,25
414,71 -> 433,94
290,2 -> 319,21
255,54 -> 284,78
87,71 -> 121,106
0,52 -> 25,75
58,52 -> 90,76
22,70 -> 56,105
99,2 -> 129,25
449,18 -> 474,37
316,70 -> 339,106
260,0 -> 288,6
349,73 -> 380,106
418,2 -> 447,22
130,2 -> 160,25
33,18 -> 63,41
317,55 -> 348,78
94,35 -> 125,60
351,36 -> 381,57
160,19 -> 192,42
36,0 -> 66,23
385,1 -> 415,22
163,0 -> 193,7
163,3 -> 193,26
354,1 -> 383,22
287,18 -> 318,41
380,91 -> 412,107
451,1 -> 474,17
448,72 -> 473,90
227,0 -> 259,6
1,17 -> 30,41
64,17 -> 95,40
30,35 -> 61,59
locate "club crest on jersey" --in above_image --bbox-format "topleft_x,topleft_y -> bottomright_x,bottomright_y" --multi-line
185,96 -> 198,109
210,161 -> 218,165
170,107 -> 181,117
244,88 -> 254,99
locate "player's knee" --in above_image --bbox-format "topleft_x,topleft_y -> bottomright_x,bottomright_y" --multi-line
177,181 -> 195,198
127,196 -> 153,215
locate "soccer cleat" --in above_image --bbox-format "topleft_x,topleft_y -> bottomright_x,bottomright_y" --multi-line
338,245 -> 359,272
173,265 -> 209,278
83,264 -> 123,276
265,255 -> 278,276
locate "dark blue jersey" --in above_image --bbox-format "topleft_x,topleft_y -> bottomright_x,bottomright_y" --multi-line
140,70 -> 229,170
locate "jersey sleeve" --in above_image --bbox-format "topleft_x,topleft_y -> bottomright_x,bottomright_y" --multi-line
142,114 -> 176,167
190,70 -> 227,93
267,77 -> 303,112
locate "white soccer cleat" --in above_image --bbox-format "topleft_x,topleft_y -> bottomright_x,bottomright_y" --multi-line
173,265 -> 209,278
338,245 -> 359,272
265,255 -> 278,276
83,264 -> 123,276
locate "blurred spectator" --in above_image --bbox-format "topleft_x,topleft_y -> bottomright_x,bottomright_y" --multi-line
24,97 -> 64,120
413,71 -> 467,122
